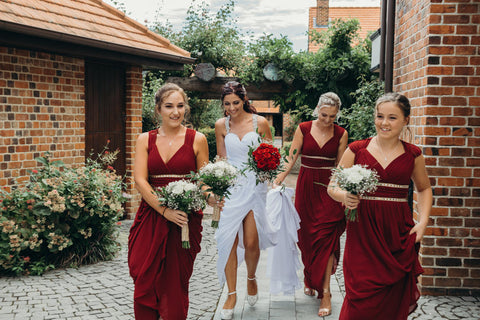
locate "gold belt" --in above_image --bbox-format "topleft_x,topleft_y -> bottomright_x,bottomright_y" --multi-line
362,196 -> 407,202
377,182 -> 409,189
149,174 -> 188,179
301,155 -> 336,161
301,164 -> 334,170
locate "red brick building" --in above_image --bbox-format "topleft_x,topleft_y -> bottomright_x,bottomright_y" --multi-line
392,0 -> 479,296
308,0 -> 381,52
0,0 -> 193,217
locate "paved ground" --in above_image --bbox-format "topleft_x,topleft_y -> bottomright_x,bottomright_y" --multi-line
0,174 -> 479,319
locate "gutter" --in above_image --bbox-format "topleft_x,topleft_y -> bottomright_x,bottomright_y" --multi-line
0,20 -> 195,65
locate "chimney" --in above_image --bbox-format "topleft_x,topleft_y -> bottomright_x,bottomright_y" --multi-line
316,0 -> 329,27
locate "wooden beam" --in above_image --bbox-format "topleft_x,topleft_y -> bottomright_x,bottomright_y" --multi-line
167,76 -> 289,100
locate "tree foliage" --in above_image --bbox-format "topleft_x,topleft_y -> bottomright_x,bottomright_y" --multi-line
142,0 -> 246,130
238,19 -> 373,114
125,0 -> 379,137
339,77 -> 385,141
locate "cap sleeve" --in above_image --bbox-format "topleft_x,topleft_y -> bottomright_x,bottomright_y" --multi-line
348,139 -> 370,154
404,141 -> 422,158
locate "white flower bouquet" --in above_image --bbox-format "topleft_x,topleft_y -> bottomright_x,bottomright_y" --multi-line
194,159 -> 239,228
155,180 -> 206,248
331,165 -> 379,221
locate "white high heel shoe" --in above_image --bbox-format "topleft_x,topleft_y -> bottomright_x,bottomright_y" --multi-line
220,291 -> 236,319
247,277 -> 258,306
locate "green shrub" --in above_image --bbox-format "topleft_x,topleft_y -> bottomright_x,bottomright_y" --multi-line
198,127 -> 217,162
0,147 -> 128,276
339,78 -> 384,141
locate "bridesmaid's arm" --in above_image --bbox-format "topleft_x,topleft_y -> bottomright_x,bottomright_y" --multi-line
215,118 -> 227,159
335,130 -> 348,166
257,116 -> 273,142
327,147 -> 360,209
410,154 -> 432,242
274,125 -> 303,185
133,132 -> 188,227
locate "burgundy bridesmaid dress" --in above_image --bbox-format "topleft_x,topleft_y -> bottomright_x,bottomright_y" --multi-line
339,138 -> 423,320
128,128 -> 203,320
295,121 -> 346,298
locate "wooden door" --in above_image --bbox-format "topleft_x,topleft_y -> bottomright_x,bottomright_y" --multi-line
85,60 -> 126,177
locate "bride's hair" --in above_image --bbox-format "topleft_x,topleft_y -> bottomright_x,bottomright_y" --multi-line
221,81 -> 257,114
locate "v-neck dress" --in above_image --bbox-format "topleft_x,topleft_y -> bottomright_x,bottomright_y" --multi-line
215,115 -> 276,286
295,121 -> 346,298
128,128 -> 203,320
339,138 -> 423,320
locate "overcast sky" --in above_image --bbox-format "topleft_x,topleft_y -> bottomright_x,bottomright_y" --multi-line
105,0 -> 380,52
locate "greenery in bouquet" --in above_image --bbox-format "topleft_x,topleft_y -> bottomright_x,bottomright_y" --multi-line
246,141 -> 283,185
331,165 -> 379,221
0,146 -> 128,276
155,180 -> 206,248
194,158 -> 240,228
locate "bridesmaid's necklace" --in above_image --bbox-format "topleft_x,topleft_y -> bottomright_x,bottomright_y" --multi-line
376,137 -> 399,162
159,128 -> 177,147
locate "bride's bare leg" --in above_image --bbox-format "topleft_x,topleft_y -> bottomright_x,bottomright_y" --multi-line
223,235 -> 239,309
243,210 -> 259,295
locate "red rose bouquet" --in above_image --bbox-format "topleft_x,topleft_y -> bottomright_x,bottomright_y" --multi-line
246,142 -> 282,185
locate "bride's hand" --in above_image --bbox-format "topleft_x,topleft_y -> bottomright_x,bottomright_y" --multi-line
207,193 -> 225,209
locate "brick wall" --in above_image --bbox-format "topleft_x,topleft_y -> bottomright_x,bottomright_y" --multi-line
125,66 -> 143,218
395,0 -> 480,295
0,46 -> 143,218
0,47 -> 85,189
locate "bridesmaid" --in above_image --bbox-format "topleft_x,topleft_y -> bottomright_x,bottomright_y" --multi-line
328,92 -> 432,319
275,92 -> 348,317
128,83 -> 217,320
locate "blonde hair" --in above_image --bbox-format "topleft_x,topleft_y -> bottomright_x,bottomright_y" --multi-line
154,83 -> 190,120
312,92 -> 342,117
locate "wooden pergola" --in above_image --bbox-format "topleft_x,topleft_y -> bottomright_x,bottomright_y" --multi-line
167,76 -> 290,100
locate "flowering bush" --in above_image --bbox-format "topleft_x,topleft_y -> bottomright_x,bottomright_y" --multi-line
246,142 -> 282,185
155,180 -> 206,248
193,158 -> 240,227
331,165 -> 379,221
0,148 -> 128,276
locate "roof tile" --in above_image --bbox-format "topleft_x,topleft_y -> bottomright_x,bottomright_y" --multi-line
0,0 -> 190,58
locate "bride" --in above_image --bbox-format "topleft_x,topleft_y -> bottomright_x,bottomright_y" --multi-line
214,81 -> 276,319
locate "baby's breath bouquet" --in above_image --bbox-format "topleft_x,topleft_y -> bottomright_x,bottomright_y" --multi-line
331,165 -> 379,221
195,158 -> 239,228
156,180 -> 206,248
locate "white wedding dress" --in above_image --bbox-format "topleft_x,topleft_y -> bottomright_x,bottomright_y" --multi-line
215,114 -> 277,286
215,114 -> 301,295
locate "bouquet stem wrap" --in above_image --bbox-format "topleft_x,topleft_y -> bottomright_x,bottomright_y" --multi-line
211,194 -> 223,228
181,224 -> 190,249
